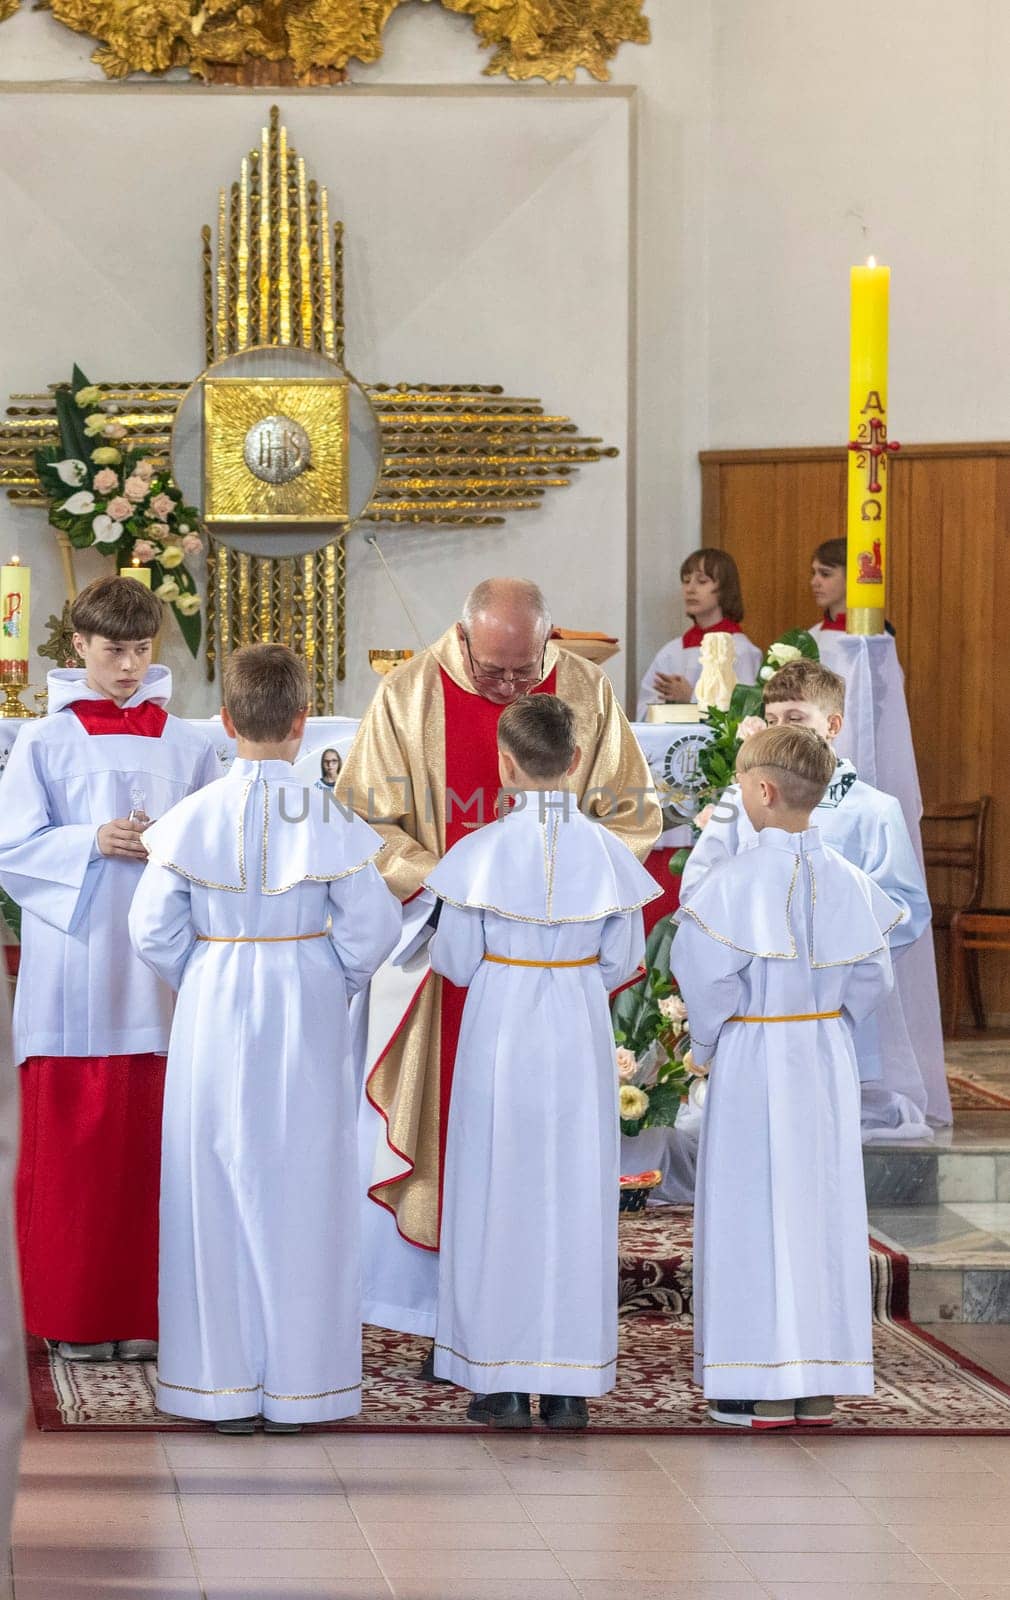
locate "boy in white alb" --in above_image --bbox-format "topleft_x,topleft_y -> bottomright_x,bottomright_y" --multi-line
129,646 -> 400,1431
427,696 -> 658,1430
637,548 -> 762,719
681,659 -> 931,1140
673,725 -> 899,1428
0,576 -> 217,1361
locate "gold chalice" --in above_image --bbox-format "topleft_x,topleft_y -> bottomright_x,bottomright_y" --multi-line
369,649 -> 414,677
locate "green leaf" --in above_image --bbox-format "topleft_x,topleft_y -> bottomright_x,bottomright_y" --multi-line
0,887 -> 20,943
668,846 -> 691,877
55,375 -> 91,464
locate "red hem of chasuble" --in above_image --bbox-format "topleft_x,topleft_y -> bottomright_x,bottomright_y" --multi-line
643,848 -> 682,937
17,1054 -> 166,1342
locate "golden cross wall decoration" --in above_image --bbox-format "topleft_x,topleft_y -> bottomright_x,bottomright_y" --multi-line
0,107 -> 619,714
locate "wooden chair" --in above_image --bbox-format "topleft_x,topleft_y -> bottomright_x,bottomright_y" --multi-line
921,797 -> 991,1034
950,912 -> 1010,1038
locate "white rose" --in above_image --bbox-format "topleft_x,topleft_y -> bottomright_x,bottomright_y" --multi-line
615,1046 -> 638,1083
61,490 -> 96,515
768,642 -> 802,666
91,514 -> 123,542
659,995 -> 688,1023
154,578 -> 180,601
175,593 -> 202,617
759,665 -> 775,681
55,459 -> 87,487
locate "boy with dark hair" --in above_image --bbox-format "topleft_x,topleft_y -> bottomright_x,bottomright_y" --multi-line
130,644 -> 400,1431
0,575 -> 218,1361
809,538 -> 895,635
426,694 -> 658,1429
638,547 -> 762,716
674,725 -> 900,1429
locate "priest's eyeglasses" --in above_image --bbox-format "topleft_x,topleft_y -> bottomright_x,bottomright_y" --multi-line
461,630 -> 547,687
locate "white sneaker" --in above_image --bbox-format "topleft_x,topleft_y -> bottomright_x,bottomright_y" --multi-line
55,1341 -> 116,1362
116,1340 -> 158,1362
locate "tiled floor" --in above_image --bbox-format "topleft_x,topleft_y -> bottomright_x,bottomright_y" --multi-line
9,1417 -> 1010,1599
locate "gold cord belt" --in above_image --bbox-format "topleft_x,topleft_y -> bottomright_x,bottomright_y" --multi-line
196,931 -> 328,944
483,953 -> 600,969
728,1010 -> 842,1023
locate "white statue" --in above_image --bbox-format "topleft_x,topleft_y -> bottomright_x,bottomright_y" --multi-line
694,632 -> 737,713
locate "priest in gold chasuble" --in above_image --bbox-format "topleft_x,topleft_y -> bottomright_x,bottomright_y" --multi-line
338,579 -> 661,1340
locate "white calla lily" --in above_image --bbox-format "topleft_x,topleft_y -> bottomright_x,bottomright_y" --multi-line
61,491 -> 96,515
91,514 -> 123,543
55,459 -> 87,487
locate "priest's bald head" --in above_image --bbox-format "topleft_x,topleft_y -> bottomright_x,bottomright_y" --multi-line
456,578 -> 553,706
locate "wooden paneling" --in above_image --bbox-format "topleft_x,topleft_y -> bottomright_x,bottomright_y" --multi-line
700,443 -> 1010,1022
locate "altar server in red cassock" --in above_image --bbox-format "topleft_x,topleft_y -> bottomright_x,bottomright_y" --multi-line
0,577 -> 218,1360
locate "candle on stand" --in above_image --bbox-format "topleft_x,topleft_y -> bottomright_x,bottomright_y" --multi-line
846,258 -> 898,635
120,558 -> 152,588
1,555 -> 30,685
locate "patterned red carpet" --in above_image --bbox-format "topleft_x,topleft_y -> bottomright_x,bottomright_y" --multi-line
28,1208 -> 1010,1434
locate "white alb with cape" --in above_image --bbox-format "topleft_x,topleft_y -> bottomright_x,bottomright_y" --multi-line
673,828 -> 897,1400
0,666 -> 219,1065
681,759 -> 932,1140
129,760 -> 401,1423
426,793 -> 658,1396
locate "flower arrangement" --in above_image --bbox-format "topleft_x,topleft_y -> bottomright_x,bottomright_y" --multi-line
695,629 -> 821,807
35,366 -> 203,656
612,913 -> 696,1136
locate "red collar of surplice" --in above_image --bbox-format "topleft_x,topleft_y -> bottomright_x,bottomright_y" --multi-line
681,617 -> 743,649
70,699 -> 168,738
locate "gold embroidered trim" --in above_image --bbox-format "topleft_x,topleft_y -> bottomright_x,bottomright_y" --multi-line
435,1342 -> 617,1371
701,1357 -> 873,1370
428,888 -> 659,925
678,853 -> 799,959
157,1375 -> 361,1400
261,783 -> 384,894
806,856 -> 899,968
157,1376 -> 260,1396
146,778 -> 252,892
263,1381 -> 361,1401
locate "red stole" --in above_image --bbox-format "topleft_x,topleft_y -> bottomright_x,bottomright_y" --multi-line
436,667 -> 557,1220
681,617 -> 743,649
71,700 -> 168,737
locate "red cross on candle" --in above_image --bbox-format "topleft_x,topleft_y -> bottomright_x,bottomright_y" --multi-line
848,416 -> 901,495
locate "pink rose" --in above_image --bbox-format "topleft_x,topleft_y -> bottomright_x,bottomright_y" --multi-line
149,493 -> 174,520
124,476 -> 149,502
93,468 -> 119,494
181,533 -> 203,554
135,459 -> 156,481
106,496 -> 133,521
695,803 -> 714,831
132,540 -> 157,562
616,1047 -> 638,1083
102,422 -> 127,440
147,522 -> 170,540
737,715 -> 767,743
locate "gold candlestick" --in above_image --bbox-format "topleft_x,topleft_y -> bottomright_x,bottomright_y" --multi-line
369,649 -> 414,677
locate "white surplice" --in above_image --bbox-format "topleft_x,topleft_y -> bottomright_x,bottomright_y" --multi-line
0,667 -> 219,1064
426,792 -> 658,1397
681,760 -> 933,1141
129,760 -> 401,1423
672,828 -> 897,1401
0,975 -> 24,1549
637,630 -> 762,720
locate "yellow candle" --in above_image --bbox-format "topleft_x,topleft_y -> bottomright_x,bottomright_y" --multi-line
120,560 -> 152,588
1,557 -> 30,682
846,258 -> 896,634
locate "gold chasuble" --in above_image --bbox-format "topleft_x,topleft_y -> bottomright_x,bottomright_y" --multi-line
338,627 -> 661,1250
